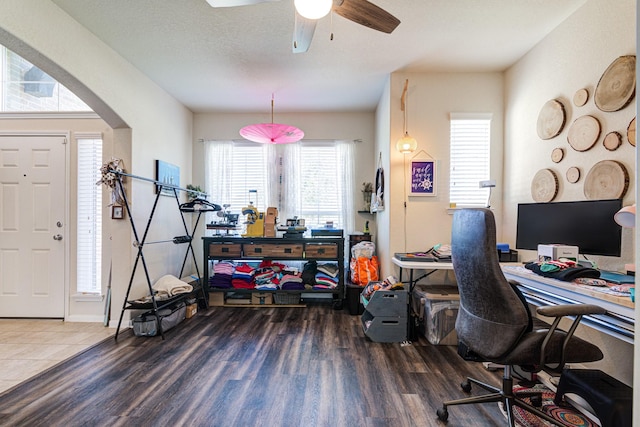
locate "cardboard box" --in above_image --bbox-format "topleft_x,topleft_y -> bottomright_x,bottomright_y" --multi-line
185,303 -> 198,318
209,292 -> 225,306
251,292 -> 273,305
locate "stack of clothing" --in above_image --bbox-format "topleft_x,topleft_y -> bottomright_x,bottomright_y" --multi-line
232,263 -> 256,289
209,261 -> 235,289
525,259 -> 599,281
254,268 -> 279,290
314,263 -> 339,289
280,273 -> 305,290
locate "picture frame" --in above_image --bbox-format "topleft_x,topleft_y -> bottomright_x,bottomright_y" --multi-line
111,204 -> 125,219
155,160 -> 180,196
409,159 -> 437,196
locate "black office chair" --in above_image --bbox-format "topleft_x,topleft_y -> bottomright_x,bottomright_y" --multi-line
437,208 -> 606,426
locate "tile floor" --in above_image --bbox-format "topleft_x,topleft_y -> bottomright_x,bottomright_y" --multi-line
0,319 -> 114,394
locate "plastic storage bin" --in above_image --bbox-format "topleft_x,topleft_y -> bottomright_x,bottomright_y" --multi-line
412,285 -> 459,345
361,289 -> 407,342
361,290 -> 407,317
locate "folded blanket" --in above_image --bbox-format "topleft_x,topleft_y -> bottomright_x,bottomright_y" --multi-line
153,274 -> 193,296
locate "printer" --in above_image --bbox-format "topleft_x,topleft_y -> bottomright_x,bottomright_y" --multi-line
537,244 -> 579,262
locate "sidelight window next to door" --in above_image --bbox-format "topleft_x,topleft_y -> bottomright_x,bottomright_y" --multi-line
76,137 -> 102,294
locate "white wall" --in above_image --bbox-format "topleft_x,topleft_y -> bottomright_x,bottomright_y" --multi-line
0,0 -> 195,324
503,0 -> 636,271
503,0 -> 636,386
379,72 -> 504,280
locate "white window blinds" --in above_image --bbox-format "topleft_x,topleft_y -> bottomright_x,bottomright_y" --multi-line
77,137 -> 102,293
299,144 -> 340,227
449,114 -> 492,206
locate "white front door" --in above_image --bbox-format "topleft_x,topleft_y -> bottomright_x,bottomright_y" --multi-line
0,135 -> 66,317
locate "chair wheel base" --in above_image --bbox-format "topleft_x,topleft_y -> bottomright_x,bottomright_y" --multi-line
530,394 -> 542,407
461,380 -> 472,393
436,407 -> 449,422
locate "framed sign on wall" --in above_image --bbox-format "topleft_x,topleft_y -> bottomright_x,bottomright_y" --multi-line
409,156 -> 436,196
155,160 -> 180,196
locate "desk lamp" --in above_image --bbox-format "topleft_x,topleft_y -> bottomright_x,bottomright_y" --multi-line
614,204 -> 635,274
479,179 -> 496,208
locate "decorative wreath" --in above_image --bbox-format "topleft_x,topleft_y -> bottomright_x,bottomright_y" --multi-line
97,157 -> 126,205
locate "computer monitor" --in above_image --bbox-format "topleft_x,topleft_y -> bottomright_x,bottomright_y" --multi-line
516,199 -> 623,257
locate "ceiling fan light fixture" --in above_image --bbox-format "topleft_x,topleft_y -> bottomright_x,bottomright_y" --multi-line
294,0 -> 332,20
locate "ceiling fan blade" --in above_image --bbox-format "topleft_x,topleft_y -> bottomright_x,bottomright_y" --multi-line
292,11 -> 317,53
205,0 -> 279,7
333,0 -> 400,34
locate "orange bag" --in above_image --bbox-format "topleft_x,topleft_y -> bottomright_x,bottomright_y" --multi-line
351,255 -> 379,286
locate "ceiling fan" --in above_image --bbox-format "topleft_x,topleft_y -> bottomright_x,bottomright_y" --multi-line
205,0 -> 400,53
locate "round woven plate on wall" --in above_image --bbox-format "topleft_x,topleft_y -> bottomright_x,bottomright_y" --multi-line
536,99 -> 566,140
594,55 -> 636,112
583,160 -> 629,200
567,115 -> 601,152
531,168 -> 559,202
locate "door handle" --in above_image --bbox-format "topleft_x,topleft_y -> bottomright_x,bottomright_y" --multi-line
53,234 -> 63,241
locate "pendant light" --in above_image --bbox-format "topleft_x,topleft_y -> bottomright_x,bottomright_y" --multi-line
396,79 -> 418,154
239,95 -> 304,144
294,0 -> 333,20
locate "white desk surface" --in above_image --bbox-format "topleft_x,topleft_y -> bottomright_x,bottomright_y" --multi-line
502,265 -> 634,314
391,256 -> 453,270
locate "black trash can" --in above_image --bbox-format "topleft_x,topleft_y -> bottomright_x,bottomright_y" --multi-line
346,284 -> 364,315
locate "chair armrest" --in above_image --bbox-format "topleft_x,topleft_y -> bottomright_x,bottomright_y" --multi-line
537,304 -> 606,318
536,303 -> 606,372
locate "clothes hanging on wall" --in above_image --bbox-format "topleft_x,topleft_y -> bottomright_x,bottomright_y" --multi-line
371,153 -> 385,212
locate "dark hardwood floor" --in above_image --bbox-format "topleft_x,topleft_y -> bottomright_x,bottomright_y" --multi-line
0,304 -> 508,426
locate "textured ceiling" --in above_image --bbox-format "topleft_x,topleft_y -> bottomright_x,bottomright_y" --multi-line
50,0 -> 588,113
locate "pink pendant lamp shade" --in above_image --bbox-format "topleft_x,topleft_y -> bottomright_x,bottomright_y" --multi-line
240,122 -> 304,144
239,96 -> 304,144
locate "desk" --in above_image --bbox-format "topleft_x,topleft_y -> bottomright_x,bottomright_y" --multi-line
391,256 -> 453,289
392,256 -> 635,344
503,266 -> 634,344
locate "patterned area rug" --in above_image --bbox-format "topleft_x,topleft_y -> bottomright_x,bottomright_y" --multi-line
511,385 -> 597,427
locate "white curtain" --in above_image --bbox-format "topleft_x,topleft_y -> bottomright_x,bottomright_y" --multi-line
280,143 -> 301,222
336,140 -> 355,235
204,139 -> 355,234
204,140 -> 234,224
264,143 -> 279,209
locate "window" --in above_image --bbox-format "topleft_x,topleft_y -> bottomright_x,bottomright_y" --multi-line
204,140 -> 354,233
77,136 -> 102,293
1,44 -> 91,112
449,114 -> 492,207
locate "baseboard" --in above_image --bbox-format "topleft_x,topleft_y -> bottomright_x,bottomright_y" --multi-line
65,314 -> 105,323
